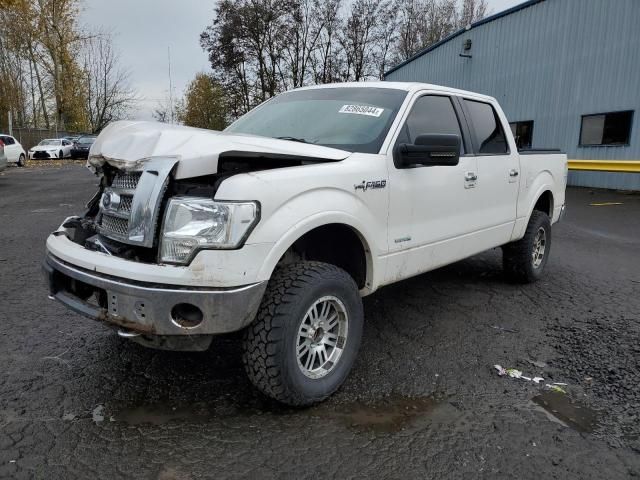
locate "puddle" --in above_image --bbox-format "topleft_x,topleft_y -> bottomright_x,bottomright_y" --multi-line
307,394 -> 457,433
531,391 -> 599,433
112,394 -> 456,433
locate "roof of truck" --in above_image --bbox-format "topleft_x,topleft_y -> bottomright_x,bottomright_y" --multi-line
296,81 -> 495,102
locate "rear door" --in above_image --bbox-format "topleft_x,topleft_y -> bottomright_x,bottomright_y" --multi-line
461,98 -> 519,244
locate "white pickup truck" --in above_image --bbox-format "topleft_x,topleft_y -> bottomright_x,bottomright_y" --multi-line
44,82 -> 567,405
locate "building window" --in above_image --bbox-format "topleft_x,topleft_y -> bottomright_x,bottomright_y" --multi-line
580,111 -> 633,146
509,121 -> 534,149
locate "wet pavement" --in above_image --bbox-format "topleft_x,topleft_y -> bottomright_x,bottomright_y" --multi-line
0,165 -> 639,479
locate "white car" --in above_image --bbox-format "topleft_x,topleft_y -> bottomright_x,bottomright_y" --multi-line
44,82 -> 567,406
0,134 -> 27,167
29,138 -> 73,160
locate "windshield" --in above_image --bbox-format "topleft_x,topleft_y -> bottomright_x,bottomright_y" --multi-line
39,139 -> 60,146
225,87 -> 407,154
78,137 -> 96,145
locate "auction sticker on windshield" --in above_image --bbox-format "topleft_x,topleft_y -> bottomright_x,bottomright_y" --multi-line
339,104 -> 384,117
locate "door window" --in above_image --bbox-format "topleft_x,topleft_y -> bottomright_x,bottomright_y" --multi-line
395,95 -> 465,154
464,99 -> 508,154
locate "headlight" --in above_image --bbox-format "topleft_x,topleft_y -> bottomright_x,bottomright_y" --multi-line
160,197 -> 259,264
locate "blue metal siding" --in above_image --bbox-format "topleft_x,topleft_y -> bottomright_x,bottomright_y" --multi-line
385,0 -> 640,190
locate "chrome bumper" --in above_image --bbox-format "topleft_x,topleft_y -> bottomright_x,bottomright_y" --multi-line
44,253 -> 267,341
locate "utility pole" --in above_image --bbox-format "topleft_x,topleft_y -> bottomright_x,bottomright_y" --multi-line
168,46 -> 174,124
8,111 -> 12,136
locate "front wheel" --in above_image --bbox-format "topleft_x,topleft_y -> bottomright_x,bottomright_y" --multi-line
18,154 -> 25,167
242,261 -> 363,406
502,210 -> 551,283
58,150 -> 63,159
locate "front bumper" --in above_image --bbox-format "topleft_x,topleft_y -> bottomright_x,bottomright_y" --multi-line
44,253 -> 267,340
70,149 -> 89,158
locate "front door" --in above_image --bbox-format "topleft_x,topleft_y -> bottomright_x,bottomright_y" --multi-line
384,93 -> 481,285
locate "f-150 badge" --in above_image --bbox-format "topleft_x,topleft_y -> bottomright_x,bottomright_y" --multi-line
355,180 -> 387,192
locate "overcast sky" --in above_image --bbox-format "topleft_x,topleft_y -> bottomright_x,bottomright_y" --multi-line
80,0 -> 525,120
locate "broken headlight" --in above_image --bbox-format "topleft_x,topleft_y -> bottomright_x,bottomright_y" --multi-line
160,197 -> 259,264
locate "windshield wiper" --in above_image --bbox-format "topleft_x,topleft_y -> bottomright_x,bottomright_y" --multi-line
275,136 -> 312,144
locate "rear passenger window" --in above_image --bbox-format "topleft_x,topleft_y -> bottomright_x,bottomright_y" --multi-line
396,95 -> 465,154
464,99 -> 508,154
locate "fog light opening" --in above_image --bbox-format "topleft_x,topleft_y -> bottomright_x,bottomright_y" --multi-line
171,303 -> 204,329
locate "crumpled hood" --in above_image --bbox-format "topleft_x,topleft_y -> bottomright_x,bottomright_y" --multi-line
88,121 -> 351,179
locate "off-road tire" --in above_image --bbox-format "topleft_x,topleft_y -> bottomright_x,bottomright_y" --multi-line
18,154 -> 26,167
502,210 -> 551,283
242,261 -> 363,406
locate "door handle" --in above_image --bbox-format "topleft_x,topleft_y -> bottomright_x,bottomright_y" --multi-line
465,172 -> 478,181
509,169 -> 519,177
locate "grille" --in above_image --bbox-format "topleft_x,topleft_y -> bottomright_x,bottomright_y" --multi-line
111,172 -> 142,190
97,160 -> 175,248
98,171 -> 142,241
119,195 -> 133,213
100,214 -> 129,237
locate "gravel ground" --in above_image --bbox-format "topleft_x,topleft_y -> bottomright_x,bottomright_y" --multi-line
0,165 -> 639,479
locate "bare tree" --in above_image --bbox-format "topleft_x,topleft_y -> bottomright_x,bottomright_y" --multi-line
281,0 -> 324,88
81,33 -> 137,132
311,0 -> 342,84
459,0 -> 488,27
340,0 -> 381,81
374,1 -> 399,79
200,0 -> 490,121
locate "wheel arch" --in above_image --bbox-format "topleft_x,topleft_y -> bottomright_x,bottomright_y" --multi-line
532,189 -> 554,218
257,215 -> 376,295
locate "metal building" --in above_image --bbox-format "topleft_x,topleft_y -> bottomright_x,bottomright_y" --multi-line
384,0 -> 640,190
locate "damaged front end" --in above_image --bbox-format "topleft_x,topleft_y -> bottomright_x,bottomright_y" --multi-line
45,157 -> 343,351
73,150 -> 341,263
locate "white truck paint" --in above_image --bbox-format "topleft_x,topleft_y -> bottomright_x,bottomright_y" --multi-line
44,82 -> 567,405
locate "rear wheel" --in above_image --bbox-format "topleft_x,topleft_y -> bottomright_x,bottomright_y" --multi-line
502,210 -> 551,283
17,154 -> 25,167
242,261 -> 363,406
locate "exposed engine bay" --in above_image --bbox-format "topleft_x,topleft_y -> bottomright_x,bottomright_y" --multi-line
66,152 -> 338,263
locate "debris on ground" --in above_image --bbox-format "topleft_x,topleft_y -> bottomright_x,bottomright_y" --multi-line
491,325 -> 519,333
92,405 -> 105,423
546,384 -> 567,394
494,365 -> 544,384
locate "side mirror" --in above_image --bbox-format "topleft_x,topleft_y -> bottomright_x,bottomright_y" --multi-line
394,133 -> 461,168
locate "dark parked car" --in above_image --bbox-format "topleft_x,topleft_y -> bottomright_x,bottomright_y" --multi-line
70,135 -> 97,159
